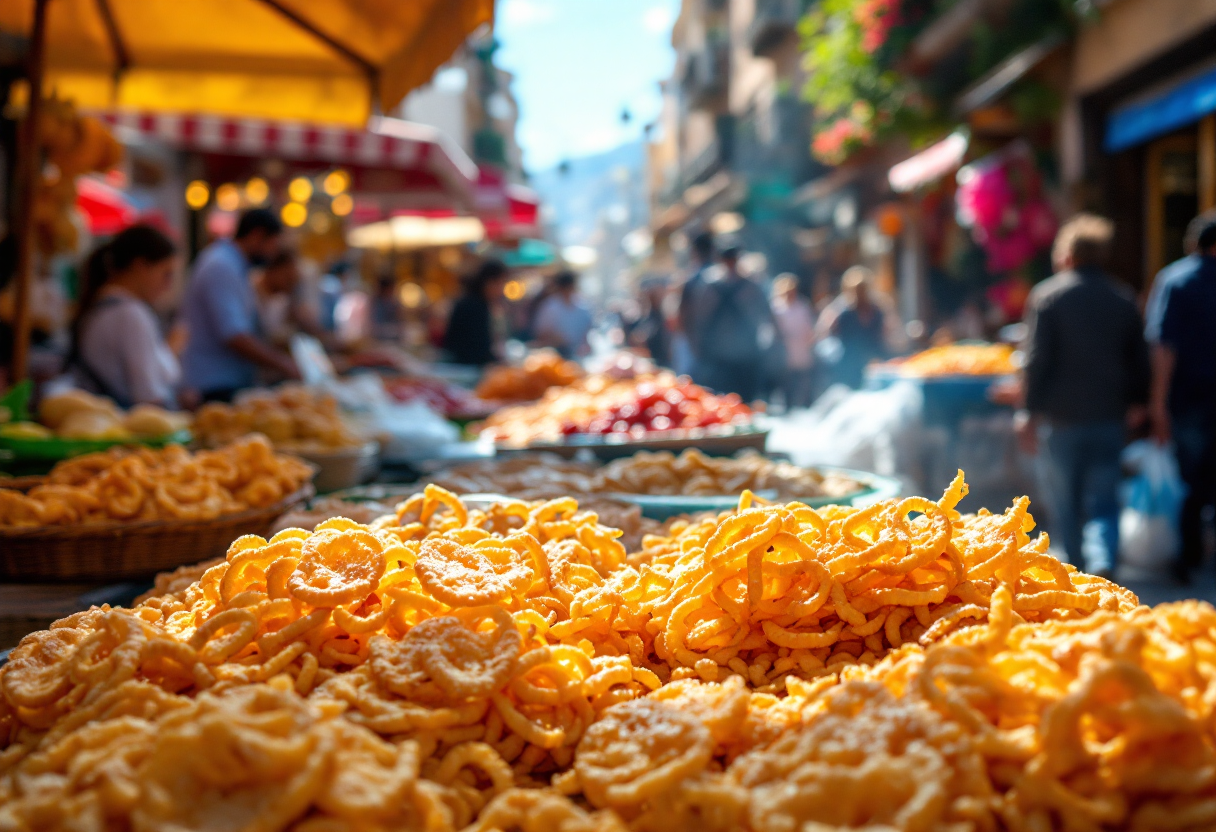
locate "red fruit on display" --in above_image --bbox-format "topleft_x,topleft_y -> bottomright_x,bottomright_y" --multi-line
649,415 -> 672,431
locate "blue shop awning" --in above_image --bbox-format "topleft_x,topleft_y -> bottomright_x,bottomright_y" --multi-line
1106,64 -> 1216,152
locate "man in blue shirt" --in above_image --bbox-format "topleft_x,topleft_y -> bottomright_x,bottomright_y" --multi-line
181,209 -> 299,402
1145,211 -> 1216,584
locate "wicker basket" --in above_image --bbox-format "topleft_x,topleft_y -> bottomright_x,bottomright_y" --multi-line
0,485 -> 314,582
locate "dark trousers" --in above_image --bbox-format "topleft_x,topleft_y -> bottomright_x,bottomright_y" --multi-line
1038,419 -> 1125,574
200,388 -> 241,404
782,368 -> 814,409
1173,409 -> 1216,577
697,360 -> 760,403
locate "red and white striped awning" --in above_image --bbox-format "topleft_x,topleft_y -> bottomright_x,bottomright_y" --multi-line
98,111 -> 479,206
475,166 -> 542,241
888,132 -> 969,194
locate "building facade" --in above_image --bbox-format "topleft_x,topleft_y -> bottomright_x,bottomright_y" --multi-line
1067,0 -> 1216,290
651,0 -> 819,282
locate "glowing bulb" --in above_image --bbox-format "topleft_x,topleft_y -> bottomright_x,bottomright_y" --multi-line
215,183 -> 241,212
503,279 -> 525,301
245,177 -> 269,205
185,180 -> 210,210
309,212 -> 332,234
280,202 -> 307,228
399,282 -> 424,308
331,193 -> 353,217
288,176 -> 313,203
323,169 -> 350,196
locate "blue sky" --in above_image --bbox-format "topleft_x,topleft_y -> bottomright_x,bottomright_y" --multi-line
494,0 -> 681,174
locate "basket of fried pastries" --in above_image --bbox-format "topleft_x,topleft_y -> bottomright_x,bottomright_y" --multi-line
10,472 -> 1216,832
0,435 -> 315,581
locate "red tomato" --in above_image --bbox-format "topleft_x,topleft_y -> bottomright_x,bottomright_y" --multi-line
650,415 -> 672,432
587,419 -> 613,435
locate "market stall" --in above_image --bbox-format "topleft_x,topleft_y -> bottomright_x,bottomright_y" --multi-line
1,0 -> 496,382
0,4 -> 1211,830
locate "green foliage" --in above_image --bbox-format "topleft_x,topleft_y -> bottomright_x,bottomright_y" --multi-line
799,0 -> 1081,165
798,0 -> 934,163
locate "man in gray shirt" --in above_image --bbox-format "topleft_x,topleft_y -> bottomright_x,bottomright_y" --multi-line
1016,214 -> 1150,578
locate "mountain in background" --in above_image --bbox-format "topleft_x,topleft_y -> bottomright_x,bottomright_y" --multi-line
528,140 -> 649,248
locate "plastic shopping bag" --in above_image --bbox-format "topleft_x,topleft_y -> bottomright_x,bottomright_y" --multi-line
1119,441 -> 1187,571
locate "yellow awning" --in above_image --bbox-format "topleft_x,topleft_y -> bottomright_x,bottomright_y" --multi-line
0,0 -> 495,125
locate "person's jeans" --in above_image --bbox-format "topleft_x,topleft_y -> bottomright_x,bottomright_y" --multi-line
782,368 -> 814,409
1172,409 -> 1216,578
699,360 -> 760,402
1037,419 -> 1125,574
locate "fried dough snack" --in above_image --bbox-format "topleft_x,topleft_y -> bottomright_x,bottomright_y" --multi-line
432,450 -> 863,502
6,475 -> 1199,832
888,342 -> 1018,377
597,449 -> 864,500
32,391 -> 188,440
193,384 -> 364,453
430,454 -> 601,501
0,435 -> 314,527
475,349 -> 584,402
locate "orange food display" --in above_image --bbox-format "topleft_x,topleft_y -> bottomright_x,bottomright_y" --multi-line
0,435 -> 313,527
193,384 -> 364,453
476,374 -> 754,447
886,342 -> 1019,377
4,474 -> 1204,831
476,350 -> 584,401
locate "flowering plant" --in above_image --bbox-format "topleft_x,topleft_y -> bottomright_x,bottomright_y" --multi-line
955,145 -> 1057,274
800,0 -> 1080,166
854,0 -> 902,53
800,0 -> 930,164
811,104 -> 876,165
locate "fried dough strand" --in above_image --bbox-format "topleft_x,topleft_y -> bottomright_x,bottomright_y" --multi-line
0,435 -> 314,527
6,474 -> 1211,832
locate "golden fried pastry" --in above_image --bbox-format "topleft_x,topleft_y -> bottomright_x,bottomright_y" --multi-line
38,388 -> 120,429
193,383 -> 363,453
475,348 -> 584,401
6,475 -> 1200,832
56,407 -> 130,439
0,435 -> 314,527
122,403 -> 188,437
889,342 -> 1018,377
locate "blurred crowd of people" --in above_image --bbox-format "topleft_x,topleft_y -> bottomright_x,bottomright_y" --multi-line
31,207 -> 430,410
13,197 -> 1215,586
59,209 -> 303,409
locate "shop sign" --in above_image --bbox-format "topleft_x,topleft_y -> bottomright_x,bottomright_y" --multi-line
1107,65 -> 1216,152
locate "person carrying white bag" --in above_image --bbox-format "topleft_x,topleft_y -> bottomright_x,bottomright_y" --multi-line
1119,440 -> 1187,575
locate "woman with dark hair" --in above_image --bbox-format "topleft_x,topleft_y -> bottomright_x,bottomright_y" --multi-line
444,259 -> 508,365
68,224 -> 180,407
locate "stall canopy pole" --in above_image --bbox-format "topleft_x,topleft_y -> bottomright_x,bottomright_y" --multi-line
9,0 -> 50,383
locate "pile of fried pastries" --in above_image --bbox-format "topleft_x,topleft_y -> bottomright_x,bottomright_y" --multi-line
194,384 -> 365,453
596,449 -> 864,500
475,349 -> 584,402
432,450 -> 863,502
0,390 -> 189,442
9,475 -> 1216,832
430,454 -> 601,500
887,342 -> 1018,378
0,435 -> 314,527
